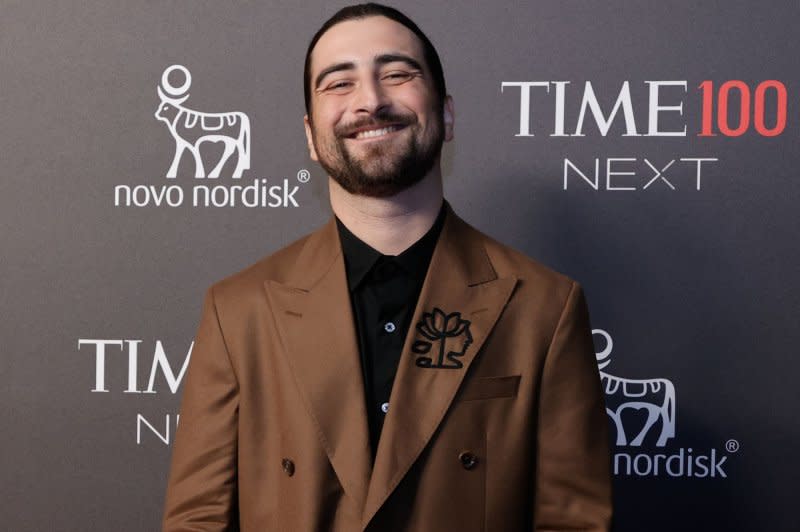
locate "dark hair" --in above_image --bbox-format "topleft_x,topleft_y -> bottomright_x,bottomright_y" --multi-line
303,3 -> 447,115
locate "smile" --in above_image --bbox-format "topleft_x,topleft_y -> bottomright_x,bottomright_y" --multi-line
349,125 -> 405,140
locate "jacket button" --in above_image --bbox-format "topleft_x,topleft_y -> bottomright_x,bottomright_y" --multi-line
282,458 -> 295,477
458,451 -> 478,470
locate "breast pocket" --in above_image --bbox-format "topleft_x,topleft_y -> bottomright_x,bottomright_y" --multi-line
457,375 -> 521,401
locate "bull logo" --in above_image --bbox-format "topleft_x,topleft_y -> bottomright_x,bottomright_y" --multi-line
154,65 -> 250,178
594,329 -> 676,447
412,308 -> 473,369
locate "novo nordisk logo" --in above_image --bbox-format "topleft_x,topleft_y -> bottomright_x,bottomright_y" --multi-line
155,64 -> 250,178
113,64 -> 307,208
593,329 -> 736,478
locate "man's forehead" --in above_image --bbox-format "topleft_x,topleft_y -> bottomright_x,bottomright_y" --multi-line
310,16 -> 426,74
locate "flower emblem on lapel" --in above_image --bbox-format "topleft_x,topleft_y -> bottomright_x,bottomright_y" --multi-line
411,308 -> 473,369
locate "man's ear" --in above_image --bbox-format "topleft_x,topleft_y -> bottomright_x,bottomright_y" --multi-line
303,115 -> 319,161
443,95 -> 454,142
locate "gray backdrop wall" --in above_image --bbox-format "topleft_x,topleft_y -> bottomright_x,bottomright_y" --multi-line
2,1 -> 798,530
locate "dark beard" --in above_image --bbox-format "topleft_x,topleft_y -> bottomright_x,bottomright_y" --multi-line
312,111 -> 444,198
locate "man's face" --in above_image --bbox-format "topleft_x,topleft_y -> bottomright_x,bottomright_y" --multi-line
304,16 -> 453,198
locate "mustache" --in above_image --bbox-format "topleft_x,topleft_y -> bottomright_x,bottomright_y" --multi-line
335,111 -> 416,137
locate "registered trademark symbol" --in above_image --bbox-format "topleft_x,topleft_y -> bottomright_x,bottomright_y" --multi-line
725,439 -> 740,453
297,169 -> 311,183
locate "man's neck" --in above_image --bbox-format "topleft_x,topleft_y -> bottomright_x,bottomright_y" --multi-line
329,171 -> 444,256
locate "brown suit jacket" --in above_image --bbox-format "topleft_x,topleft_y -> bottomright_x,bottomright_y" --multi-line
162,203 -> 612,531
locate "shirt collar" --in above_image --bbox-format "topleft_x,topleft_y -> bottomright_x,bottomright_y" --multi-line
336,201 -> 447,291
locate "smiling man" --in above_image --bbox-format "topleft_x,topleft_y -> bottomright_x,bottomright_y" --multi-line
303,14 -> 448,202
163,4 -> 612,531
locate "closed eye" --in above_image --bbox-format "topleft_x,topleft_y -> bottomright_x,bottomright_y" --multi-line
320,79 -> 355,94
381,70 -> 418,85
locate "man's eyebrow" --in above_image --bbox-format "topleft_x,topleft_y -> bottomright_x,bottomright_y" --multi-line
315,61 -> 356,90
375,53 -> 423,71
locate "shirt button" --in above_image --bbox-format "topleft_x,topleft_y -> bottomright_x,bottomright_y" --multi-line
380,402 -> 390,413
384,321 -> 396,333
380,261 -> 397,276
458,451 -> 478,470
373,261 -> 397,281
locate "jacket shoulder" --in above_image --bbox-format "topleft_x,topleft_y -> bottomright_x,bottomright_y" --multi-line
456,218 -> 580,309
467,222 -> 578,298
207,226 -> 316,304
464,224 -> 585,339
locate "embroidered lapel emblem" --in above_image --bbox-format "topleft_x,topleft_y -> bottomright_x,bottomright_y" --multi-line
411,308 -> 473,369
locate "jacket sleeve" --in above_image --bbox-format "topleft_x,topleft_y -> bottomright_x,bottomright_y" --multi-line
162,286 -> 239,531
533,282 -> 613,531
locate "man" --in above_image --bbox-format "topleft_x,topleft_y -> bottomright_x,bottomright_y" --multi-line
162,3 -> 612,531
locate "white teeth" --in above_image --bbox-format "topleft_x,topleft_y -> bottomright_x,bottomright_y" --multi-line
354,125 -> 400,139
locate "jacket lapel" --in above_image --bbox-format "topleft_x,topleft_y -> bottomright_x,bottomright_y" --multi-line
263,219 -> 372,509
362,206 -> 518,528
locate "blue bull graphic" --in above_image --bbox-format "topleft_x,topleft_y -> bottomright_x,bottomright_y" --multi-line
594,329 -> 676,447
600,373 -> 675,447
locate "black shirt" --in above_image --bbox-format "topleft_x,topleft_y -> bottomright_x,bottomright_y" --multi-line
335,203 -> 446,459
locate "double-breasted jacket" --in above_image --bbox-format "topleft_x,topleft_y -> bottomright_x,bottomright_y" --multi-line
162,203 -> 612,531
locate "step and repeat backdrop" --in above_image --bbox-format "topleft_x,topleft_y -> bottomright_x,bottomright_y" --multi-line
2,1 -> 798,530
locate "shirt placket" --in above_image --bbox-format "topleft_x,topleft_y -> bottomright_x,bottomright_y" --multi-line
370,261 -> 410,423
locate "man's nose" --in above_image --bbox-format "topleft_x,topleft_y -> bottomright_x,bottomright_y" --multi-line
353,77 -> 389,115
